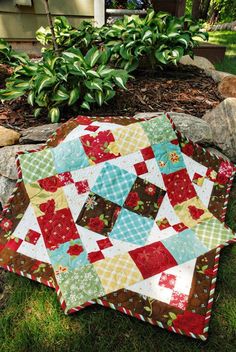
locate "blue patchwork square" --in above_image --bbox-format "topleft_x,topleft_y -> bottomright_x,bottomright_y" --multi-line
48,239 -> 89,271
92,162 -> 136,206
109,208 -> 154,245
161,229 -> 209,264
152,142 -> 185,175
52,139 -> 90,173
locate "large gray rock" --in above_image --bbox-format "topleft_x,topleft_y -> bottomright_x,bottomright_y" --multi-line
179,55 -> 215,71
204,68 -> 234,83
0,126 -> 20,147
0,175 -> 16,206
0,144 -> 44,180
134,112 -> 213,145
203,98 -> 236,161
19,124 -> 61,144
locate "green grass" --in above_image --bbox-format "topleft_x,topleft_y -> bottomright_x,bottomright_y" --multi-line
1,185 -> 236,352
208,31 -> 236,74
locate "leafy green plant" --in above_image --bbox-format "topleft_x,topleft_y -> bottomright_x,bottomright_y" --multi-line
0,47 -> 129,122
100,10 -> 209,71
0,38 -> 29,66
36,16 -> 100,54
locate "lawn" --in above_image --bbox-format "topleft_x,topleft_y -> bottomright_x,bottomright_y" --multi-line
1,187 -> 236,352
208,30 -> 236,74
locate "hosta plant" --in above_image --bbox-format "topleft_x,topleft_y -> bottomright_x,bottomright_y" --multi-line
0,38 -> 29,66
0,47 -> 129,122
36,16 -> 100,54
101,10 -> 209,71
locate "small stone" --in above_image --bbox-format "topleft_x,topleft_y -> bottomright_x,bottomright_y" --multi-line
180,55 -> 215,71
204,68 -> 234,83
0,126 -> 20,147
0,144 -> 44,180
19,124 -> 61,144
0,175 -> 16,206
203,98 -> 236,161
218,76 -> 236,98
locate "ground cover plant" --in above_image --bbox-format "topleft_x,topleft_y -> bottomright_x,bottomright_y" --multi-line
0,38 -> 29,66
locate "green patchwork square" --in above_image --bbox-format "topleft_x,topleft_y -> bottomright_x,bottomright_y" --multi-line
56,265 -> 105,311
193,218 -> 234,250
19,149 -> 56,184
140,115 -> 176,144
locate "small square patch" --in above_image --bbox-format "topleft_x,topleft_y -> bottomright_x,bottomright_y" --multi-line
76,192 -> 121,236
156,218 -> 171,230
193,173 -> 205,187
5,237 -> 23,251
85,125 -> 100,132
159,273 -> 176,290
92,162 -> 136,206
153,142 -> 185,175
97,238 -> 113,250
75,180 -> 90,194
25,229 -> 41,245
141,146 -> 155,160
124,177 -> 166,219
88,251 -> 105,263
170,291 -> 188,310
58,172 -> 74,186
134,161 -> 148,175
109,208 -> 154,246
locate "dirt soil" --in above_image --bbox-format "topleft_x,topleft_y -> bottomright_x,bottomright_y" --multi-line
0,64 -> 223,129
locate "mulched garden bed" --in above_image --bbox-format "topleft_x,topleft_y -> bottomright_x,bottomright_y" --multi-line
0,64 -> 223,129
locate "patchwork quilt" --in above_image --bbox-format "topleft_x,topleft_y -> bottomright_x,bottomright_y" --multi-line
0,114 -> 235,341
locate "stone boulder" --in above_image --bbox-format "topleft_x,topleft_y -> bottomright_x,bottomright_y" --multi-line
0,175 -> 16,206
218,76 -> 236,98
0,144 -> 44,180
204,69 -> 234,83
19,123 -> 61,144
179,55 -> 215,71
203,98 -> 236,161
0,126 -> 20,147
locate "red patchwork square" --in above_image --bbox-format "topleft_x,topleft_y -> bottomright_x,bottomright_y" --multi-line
170,291 -> 188,310
159,273 -> 176,290
129,241 -> 177,279
75,180 -> 89,194
141,146 -> 155,160
156,218 -> 171,230
80,130 -> 120,164
97,238 -> 113,250
25,229 -> 41,245
58,172 -> 74,186
134,161 -> 148,175
5,237 -> 23,251
85,125 -> 100,132
172,223 -> 188,232
38,208 -> 79,250
88,251 -> 104,263
162,169 -> 196,206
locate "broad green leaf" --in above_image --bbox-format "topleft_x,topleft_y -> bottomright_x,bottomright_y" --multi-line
95,91 -> 104,106
81,101 -> 90,110
113,76 -> 127,90
68,87 -> 80,106
34,108 -> 42,118
37,76 -> 57,94
85,47 -> 101,67
27,91 -> 34,106
0,89 -> 25,100
49,107 -> 60,123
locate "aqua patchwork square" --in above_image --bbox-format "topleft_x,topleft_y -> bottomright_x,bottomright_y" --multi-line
109,208 -> 154,245
152,142 -> 185,175
52,139 -> 90,173
19,149 -> 56,184
91,162 -> 136,206
140,115 -> 176,144
48,239 -> 89,271
161,229 -> 209,264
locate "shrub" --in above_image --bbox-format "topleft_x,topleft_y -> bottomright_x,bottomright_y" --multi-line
0,47 -> 129,122
0,38 -> 29,66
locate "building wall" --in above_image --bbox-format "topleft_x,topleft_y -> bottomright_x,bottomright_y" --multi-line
0,0 -> 94,40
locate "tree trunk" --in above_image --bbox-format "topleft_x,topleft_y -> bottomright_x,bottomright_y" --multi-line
201,0 -> 211,20
43,0 -> 58,54
192,0 -> 202,19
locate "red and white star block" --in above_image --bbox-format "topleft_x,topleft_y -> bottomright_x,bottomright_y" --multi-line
134,161 -> 148,175
25,229 -> 41,245
75,180 -> 90,194
170,291 -> 188,310
97,238 -> 113,250
159,273 -> 176,290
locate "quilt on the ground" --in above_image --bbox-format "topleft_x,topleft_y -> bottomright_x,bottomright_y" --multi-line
0,114 -> 235,341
